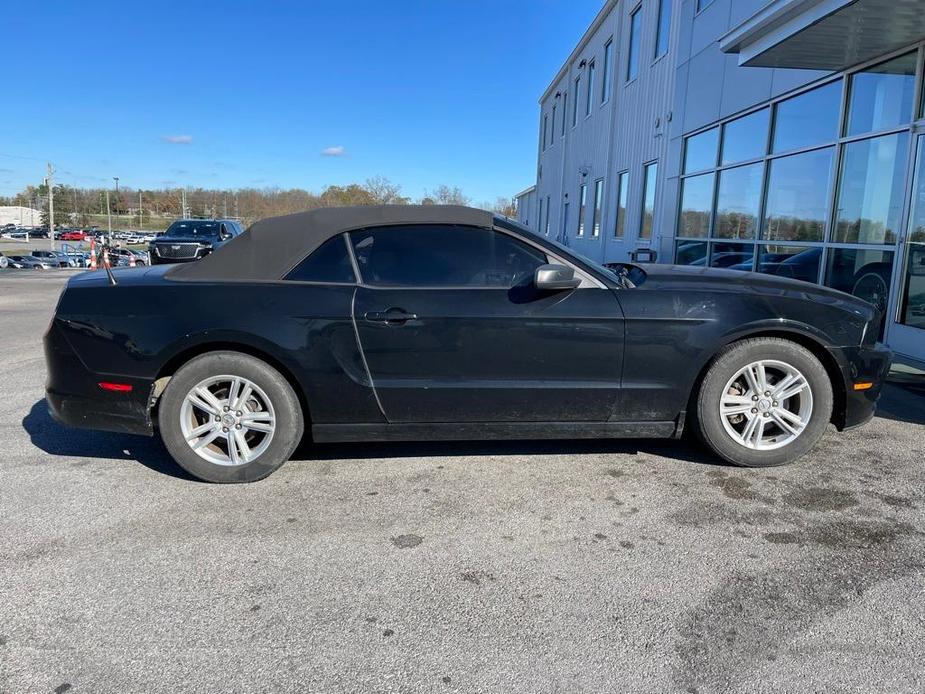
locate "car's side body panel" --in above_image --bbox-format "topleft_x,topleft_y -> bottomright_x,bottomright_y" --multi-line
43,211 -> 891,447
613,264 -> 883,425
45,270 -> 384,435
353,284 -> 625,423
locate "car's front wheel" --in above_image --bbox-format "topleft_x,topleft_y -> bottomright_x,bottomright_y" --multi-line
158,351 -> 304,482
694,337 -> 833,467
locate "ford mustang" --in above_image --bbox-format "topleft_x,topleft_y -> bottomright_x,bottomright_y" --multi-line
44,206 -> 891,483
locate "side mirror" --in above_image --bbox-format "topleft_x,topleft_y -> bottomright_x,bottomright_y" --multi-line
534,263 -> 581,290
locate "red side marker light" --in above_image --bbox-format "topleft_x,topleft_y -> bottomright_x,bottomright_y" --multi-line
99,382 -> 133,392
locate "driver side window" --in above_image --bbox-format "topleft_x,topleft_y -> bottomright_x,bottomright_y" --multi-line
349,225 -> 548,288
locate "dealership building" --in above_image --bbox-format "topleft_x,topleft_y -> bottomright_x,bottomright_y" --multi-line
517,0 -> 925,366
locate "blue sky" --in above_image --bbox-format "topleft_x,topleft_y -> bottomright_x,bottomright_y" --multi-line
1,0 -> 602,203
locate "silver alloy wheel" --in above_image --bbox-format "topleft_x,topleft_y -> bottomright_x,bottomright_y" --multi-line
719,359 -> 813,451
179,375 -> 276,466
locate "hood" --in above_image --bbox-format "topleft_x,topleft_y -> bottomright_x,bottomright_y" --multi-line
634,263 -> 878,321
152,236 -> 217,244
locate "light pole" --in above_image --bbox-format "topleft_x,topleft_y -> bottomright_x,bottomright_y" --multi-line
46,163 -> 55,251
113,177 -> 119,226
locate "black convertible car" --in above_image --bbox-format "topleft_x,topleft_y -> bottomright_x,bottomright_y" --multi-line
44,206 -> 891,483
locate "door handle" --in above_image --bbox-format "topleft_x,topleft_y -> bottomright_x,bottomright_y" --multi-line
364,307 -> 418,325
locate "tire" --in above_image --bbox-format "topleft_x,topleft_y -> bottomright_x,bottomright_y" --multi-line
158,351 -> 304,483
694,338 -> 833,467
851,264 -> 890,314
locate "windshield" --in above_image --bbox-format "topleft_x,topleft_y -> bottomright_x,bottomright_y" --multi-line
162,221 -> 221,238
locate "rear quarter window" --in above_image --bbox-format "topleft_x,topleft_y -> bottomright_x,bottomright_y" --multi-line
285,235 -> 356,283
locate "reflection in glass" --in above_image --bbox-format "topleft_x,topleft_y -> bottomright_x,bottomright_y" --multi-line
763,148 -> 833,242
757,245 -> 820,284
901,136 -> 925,330
577,184 -> 587,236
906,136 -> 925,243
901,244 -> 925,329
834,132 -> 908,244
614,172 -> 628,238
592,178 -> 604,237
846,52 -> 916,136
715,163 -> 763,239
825,248 -> 894,315
640,162 -> 658,239
710,242 -> 755,270
722,109 -> 769,165
684,128 -> 719,174
676,240 -> 707,266
772,80 -> 841,153
678,173 -> 714,238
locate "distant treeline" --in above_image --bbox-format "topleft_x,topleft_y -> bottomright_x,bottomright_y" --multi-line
0,177 -> 516,229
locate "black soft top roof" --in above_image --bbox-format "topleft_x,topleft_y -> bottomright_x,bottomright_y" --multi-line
166,205 -> 494,281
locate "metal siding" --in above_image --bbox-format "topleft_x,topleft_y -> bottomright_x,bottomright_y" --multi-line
525,0 -> 845,265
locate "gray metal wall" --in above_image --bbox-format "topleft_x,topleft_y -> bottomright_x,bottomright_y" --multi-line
532,0 -> 834,264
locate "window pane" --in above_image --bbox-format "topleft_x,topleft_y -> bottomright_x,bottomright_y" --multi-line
542,114 -> 548,150
615,172 -> 628,238
678,173 -> 714,238
772,81 -> 841,153
572,78 -> 580,126
577,184 -> 587,236
592,179 -> 604,237
684,127 -> 719,173
715,163 -> 763,239
676,240 -> 707,265
721,108 -> 769,165
640,163 -> 658,239
697,0 -> 715,10
349,225 -> 547,288
825,248 -> 894,315
627,8 -> 641,81
710,242 -> 755,270
834,131 -> 908,244
586,61 -> 596,116
544,196 -> 551,235
900,243 -> 925,329
655,0 -> 671,58
561,93 -> 568,135
763,147 -> 833,242
602,41 -> 613,103
286,235 -> 355,283
908,136 -> 925,242
757,245 -> 820,284
847,52 -> 916,136
550,106 -> 557,145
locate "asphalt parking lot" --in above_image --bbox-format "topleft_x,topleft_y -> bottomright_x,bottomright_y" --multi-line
2,271 -> 924,693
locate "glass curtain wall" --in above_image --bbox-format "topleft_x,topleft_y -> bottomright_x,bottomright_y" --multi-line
674,48 -> 920,315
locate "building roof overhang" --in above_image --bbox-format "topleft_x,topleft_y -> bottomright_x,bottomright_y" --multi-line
721,0 -> 925,71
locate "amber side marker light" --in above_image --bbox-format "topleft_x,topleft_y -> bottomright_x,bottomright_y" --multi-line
853,382 -> 874,391
98,382 -> 133,392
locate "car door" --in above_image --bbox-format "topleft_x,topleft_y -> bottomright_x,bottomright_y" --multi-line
350,224 -> 625,423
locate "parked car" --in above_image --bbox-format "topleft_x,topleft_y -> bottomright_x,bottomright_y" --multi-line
31,250 -> 76,268
59,230 -> 87,241
44,206 -> 892,484
0,253 -> 8,269
108,247 -> 148,266
148,219 -> 243,264
7,255 -> 51,269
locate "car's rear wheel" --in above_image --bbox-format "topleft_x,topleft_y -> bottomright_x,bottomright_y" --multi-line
694,338 -> 833,467
158,351 -> 303,483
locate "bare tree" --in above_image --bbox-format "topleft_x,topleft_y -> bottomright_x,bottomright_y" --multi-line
426,185 -> 470,206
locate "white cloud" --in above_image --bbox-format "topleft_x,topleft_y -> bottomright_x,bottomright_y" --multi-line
321,145 -> 346,157
161,134 -> 193,144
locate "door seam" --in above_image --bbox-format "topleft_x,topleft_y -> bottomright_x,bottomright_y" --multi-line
350,286 -> 388,420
